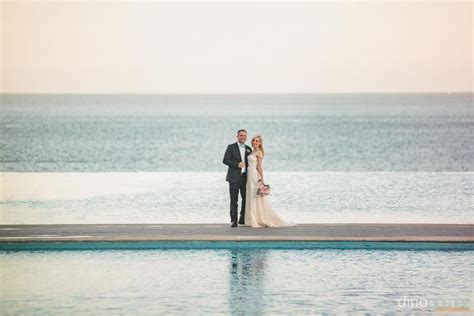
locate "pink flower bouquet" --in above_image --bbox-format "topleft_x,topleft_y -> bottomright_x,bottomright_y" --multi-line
257,183 -> 271,196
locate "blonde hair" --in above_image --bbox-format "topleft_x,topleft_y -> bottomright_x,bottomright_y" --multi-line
251,135 -> 265,156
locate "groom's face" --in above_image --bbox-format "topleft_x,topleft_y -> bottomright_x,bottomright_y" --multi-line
237,132 -> 247,144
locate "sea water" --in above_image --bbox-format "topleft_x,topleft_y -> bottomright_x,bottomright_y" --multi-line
0,172 -> 472,224
0,93 -> 472,224
1,93 -> 472,172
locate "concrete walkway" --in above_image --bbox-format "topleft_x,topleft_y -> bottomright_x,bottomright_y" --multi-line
0,223 -> 473,242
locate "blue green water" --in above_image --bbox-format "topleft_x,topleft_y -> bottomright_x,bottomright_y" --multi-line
1,241 -> 474,251
1,93 -> 472,172
1,94 -> 473,313
1,93 -> 472,224
1,172 -> 472,224
1,245 -> 472,314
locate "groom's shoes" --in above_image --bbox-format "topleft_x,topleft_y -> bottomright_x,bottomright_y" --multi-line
230,221 -> 238,227
238,218 -> 245,225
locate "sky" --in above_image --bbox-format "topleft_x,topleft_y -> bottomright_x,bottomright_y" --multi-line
1,1 -> 472,93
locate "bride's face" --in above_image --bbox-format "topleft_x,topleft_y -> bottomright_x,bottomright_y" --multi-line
252,138 -> 260,148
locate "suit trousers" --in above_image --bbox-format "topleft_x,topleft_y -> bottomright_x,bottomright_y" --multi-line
229,172 -> 247,223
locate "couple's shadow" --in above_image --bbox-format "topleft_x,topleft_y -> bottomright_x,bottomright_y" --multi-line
228,248 -> 268,315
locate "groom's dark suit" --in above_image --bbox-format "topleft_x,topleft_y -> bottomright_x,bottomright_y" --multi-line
223,142 -> 252,224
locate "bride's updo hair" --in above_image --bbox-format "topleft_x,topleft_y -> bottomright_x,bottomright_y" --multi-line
251,135 -> 265,156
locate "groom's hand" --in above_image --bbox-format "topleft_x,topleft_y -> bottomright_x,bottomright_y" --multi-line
238,162 -> 245,168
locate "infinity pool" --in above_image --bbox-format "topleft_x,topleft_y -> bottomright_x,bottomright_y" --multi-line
1,243 -> 472,314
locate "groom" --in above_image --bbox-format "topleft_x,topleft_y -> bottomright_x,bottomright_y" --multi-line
223,129 -> 252,227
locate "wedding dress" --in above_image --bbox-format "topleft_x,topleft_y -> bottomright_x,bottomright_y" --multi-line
244,150 -> 297,228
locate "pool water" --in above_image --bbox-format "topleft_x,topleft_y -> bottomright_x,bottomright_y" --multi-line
1,245 -> 472,314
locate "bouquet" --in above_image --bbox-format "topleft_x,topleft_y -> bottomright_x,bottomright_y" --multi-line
257,181 -> 271,196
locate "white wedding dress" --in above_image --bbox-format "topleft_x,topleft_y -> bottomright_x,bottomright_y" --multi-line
244,150 -> 297,228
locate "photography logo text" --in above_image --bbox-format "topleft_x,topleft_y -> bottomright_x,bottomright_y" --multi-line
398,296 -> 470,313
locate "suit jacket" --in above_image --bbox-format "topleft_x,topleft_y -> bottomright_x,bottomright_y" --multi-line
223,142 -> 252,183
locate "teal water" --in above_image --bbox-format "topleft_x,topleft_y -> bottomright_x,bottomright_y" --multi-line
1,241 -> 474,251
1,93 -> 472,172
1,172 -> 472,224
1,245 -> 472,314
1,94 -> 472,314
1,93 -> 473,224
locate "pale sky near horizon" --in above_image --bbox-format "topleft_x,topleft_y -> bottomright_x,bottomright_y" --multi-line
1,1 -> 472,93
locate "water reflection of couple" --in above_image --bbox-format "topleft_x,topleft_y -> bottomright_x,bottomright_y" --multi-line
229,249 -> 267,314
223,129 -> 297,228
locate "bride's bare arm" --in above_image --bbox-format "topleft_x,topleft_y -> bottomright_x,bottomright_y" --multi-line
256,152 -> 264,184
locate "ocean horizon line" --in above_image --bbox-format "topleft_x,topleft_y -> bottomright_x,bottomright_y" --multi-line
1,91 -> 473,96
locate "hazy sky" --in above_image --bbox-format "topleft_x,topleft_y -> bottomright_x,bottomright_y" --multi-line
1,1 -> 472,93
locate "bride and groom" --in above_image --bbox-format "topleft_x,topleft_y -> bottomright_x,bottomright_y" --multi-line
223,129 -> 296,228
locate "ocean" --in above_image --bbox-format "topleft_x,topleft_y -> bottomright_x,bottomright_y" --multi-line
0,93 -> 472,224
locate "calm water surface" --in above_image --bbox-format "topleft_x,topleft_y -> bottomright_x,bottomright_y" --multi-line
1,172 -> 472,224
1,248 -> 472,314
1,93 -> 472,224
1,93 -> 472,172
0,94 -> 473,314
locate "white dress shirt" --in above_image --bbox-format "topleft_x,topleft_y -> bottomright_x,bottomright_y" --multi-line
238,142 -> 246,173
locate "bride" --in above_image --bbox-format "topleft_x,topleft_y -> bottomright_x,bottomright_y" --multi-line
244,135 -> 297,228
